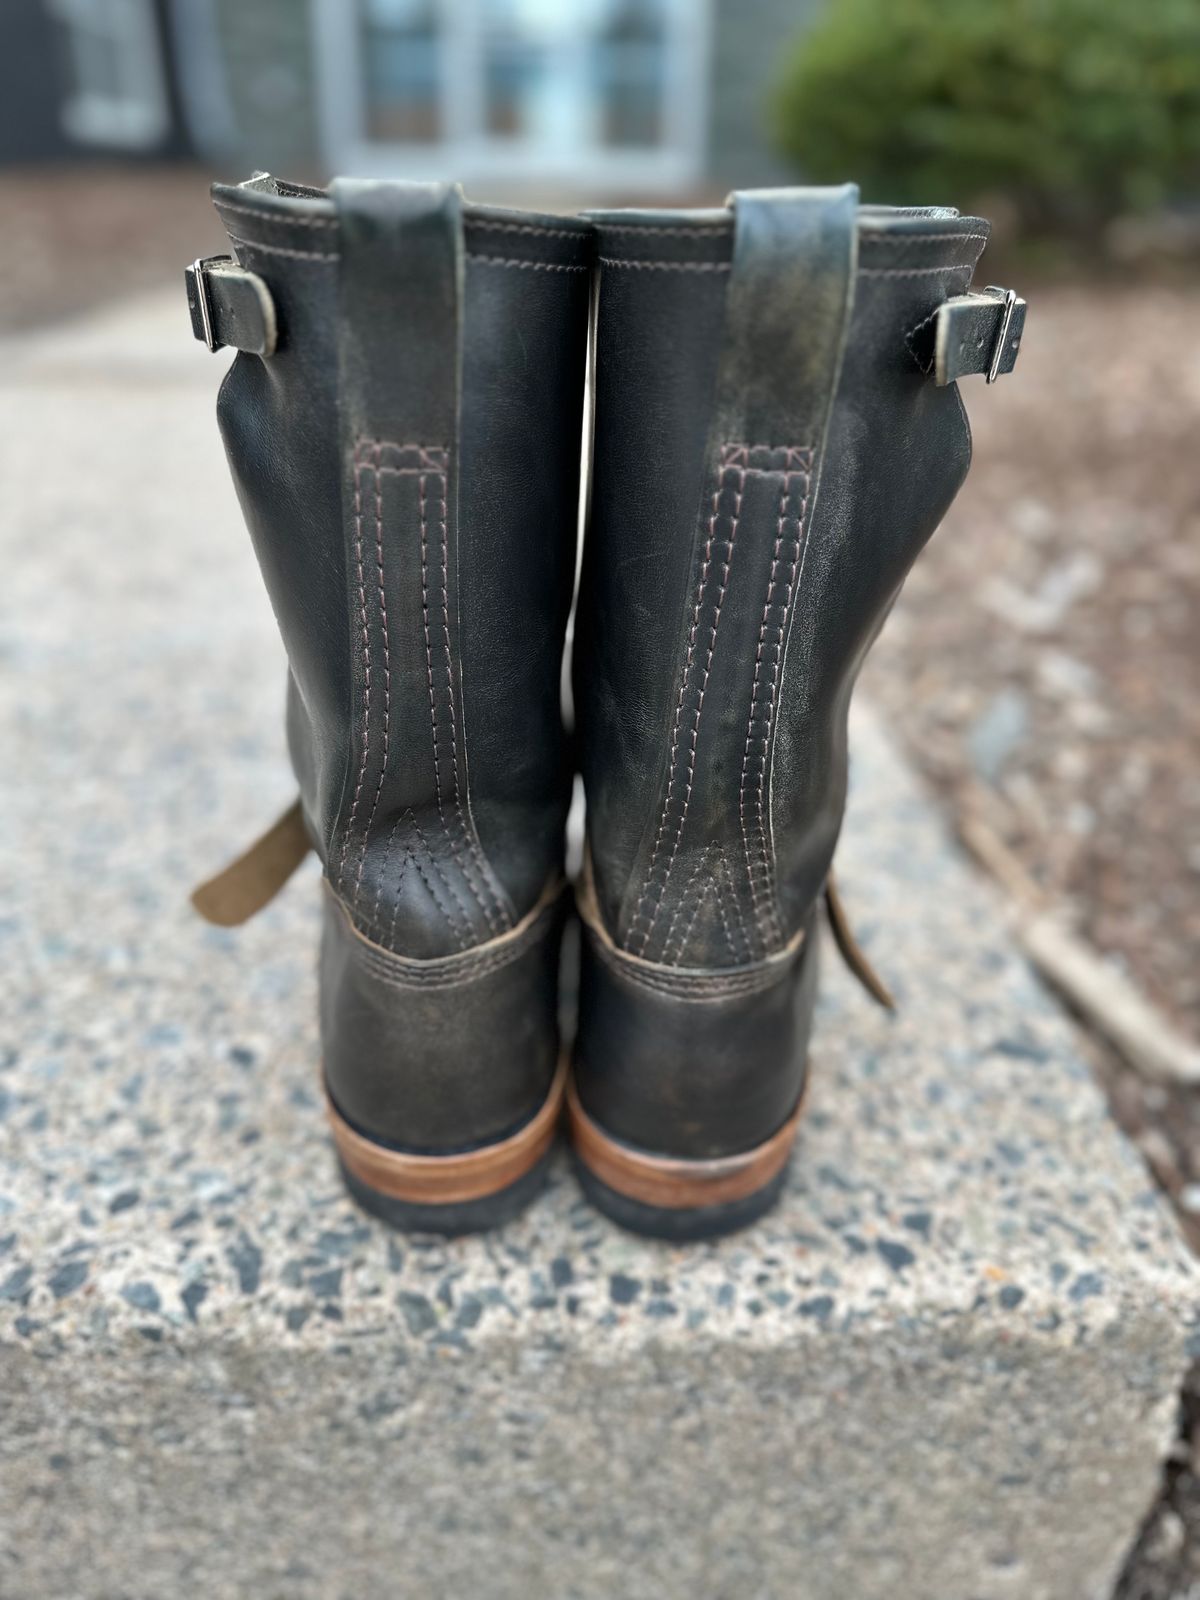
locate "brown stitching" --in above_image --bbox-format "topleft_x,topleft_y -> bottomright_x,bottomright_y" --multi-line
600,257 -> 731,272
214,198 -> 336,227
337,442 -> 374,895
354,445 -> 391,899
432,474 -> 508,934
225,231 -> 338,263
628,447 -> 744,956
470,256 -> 588,272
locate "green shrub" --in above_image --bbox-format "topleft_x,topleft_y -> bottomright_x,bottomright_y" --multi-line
771,0 -> 1200,237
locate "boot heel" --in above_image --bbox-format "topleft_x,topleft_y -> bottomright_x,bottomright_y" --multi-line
329,1060 -> 564,1236
567,1075 -> 805,1242
321,880 -> 569,1235
569,893 -> 819,1241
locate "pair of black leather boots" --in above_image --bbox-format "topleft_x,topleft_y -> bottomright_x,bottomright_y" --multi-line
189,174 -> 1023,1240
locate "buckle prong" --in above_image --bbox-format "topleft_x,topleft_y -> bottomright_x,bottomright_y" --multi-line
985,285 -> 1018,384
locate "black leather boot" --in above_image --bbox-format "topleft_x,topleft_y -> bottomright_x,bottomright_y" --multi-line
569,187 -> 1024,1239
187,175 -> 592,1233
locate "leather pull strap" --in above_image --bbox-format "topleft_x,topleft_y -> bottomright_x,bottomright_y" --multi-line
191,799 -> 312,927
331,179 -> 462,448
824,870 -> 896,1011
715,184 -> 860,451
185,257 -> 277,356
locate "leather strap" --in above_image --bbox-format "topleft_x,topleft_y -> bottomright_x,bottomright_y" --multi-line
190,798 -> 312,926
933,288 -> 1025,385
185,256 -> 277,356
716,184 -> 860,452
331,179 -> 462,448
824,870 -> 895,1010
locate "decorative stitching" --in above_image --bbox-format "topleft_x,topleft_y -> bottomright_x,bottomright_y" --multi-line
600,257 -> 731,272
859,231 -> 989,246
413,471 -> 487,941
601,223 -> 731,236
470,255 -> 589,272
904,305 -> 941,374
353,443 -> 391,900
468,219 -> 587,239
409,838 -> 470,945
712,852 -> 748,965
214,198 -> 337,227
670,880 -> 716,966
432,473 -> 508,934
739,458 -> 811,954
353,895 -> 559,991
415,469 -> 504,937
225,230 -> 338,262
628,447 -> 745,957
587,926 -> 803,1001
658,853 -> 712,965
337,442 -> 374,895
374,807 -> 411,941
858,264 -> 974,278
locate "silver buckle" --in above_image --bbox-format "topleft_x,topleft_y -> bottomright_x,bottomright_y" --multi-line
984,285 -> 1018,384
189,255 -> 226,353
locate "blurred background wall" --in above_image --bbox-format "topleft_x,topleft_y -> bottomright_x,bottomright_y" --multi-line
0,0 -> 814,197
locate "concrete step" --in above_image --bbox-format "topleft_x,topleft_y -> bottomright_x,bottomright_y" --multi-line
0,294 -> 1192,1600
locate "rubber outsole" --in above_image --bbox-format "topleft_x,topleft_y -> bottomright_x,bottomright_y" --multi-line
571,1153 -> 790,1242
339,1147 -> 554,1236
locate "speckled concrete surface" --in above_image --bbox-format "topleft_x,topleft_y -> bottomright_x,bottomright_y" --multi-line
0,293 -> 1193,1600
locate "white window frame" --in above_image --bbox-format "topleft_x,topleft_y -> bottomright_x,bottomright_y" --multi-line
312,0 -> 711,192
48,0 -> 170,150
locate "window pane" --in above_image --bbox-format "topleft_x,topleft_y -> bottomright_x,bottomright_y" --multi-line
360,0 -> 442,143
478,0 -> 669,152
592,0 -> 667,150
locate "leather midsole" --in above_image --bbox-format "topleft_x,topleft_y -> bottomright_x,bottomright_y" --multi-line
566,1071 -> 807,1211
326,1056 -> 566,1205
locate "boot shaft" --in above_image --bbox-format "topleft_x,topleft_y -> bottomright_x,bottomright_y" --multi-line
577,192 -> 990,969
211,175 -> 592,958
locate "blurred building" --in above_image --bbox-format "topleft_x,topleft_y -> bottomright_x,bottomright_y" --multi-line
2,0 -> 820,195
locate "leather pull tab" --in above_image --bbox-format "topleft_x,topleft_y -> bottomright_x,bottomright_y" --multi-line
824,871 -> 896,1011
191,799 -> 312,927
